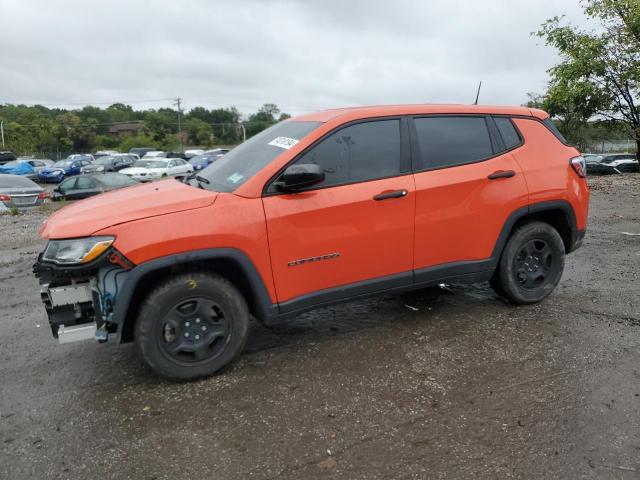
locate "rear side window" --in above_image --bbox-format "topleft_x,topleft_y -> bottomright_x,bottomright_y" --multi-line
542,118 -> 568,144
414,116 -> 493,169
76,177 -> 97,189
494,117 -> 522,150
294,119 -> 401,188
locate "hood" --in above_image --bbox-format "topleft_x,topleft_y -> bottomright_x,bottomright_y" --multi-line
40,179 -> 217,239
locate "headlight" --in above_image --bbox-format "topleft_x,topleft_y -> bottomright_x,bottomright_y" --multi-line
42,236 -> 114,265
53,170 -> 62,175
96,165 -> 104,172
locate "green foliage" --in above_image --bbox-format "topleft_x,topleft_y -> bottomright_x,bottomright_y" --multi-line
0,102 -> 289,155
535,0 -> 640,152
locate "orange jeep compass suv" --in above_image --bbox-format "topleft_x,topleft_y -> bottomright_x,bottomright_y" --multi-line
35,105 -> 589,380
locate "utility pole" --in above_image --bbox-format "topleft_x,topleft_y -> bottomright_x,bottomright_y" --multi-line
1,121 -> 5,149
174,97 -> 183,152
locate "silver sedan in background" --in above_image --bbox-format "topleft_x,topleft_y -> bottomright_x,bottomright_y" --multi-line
0,174 -> 48,211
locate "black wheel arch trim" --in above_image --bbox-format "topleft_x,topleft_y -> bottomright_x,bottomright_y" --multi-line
491,200 -> 580,259
113,248 -> 277,341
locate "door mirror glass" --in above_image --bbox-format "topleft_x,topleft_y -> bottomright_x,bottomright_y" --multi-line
276,164 -> 325,192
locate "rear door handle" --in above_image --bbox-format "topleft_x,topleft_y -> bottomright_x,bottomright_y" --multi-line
487,170 -> 516,180
373,189 -> 408,201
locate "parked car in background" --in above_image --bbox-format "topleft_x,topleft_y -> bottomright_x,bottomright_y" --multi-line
166,151 -> 189,160
94,150 -> 119,159
129,147 -> 156,158
0,160 -> 35,176
52,172 -> 138,201
140,151 -> 166,158
0,151 -> 17,165
189,152 -> 224,170
81,154 -> 137,174
184,149 -> 204,159
0,174 -> 48,211
23,159 -> 54,180
37,155 -> 93,183
204,148 -> 230,157
119,158 -> 193,182
586,153 -> 639,174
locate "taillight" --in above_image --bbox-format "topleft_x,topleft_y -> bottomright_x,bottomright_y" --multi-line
37,191 -> 49,199
570,156 -> 586,178
0,194 -> 10,202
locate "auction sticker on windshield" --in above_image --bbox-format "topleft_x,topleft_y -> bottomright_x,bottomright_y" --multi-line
268,137 -> 299,149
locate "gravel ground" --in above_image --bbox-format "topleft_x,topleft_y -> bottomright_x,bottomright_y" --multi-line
0,174 -> 639,479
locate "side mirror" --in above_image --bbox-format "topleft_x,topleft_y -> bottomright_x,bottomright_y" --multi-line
54,186 -> 61,193
276,164 -> 324,192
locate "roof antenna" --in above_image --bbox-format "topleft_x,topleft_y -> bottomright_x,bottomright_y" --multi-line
473,81 -> 482,105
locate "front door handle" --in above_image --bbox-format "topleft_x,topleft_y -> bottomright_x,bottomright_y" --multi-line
373,189 -> 408,201
487,170 -> 516,180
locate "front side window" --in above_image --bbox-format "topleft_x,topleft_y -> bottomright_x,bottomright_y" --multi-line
414,116 -> 493,169
197,120 -> 321,192
292,119 -> 401,188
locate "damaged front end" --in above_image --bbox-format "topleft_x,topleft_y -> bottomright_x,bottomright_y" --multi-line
33,237 -> 133,344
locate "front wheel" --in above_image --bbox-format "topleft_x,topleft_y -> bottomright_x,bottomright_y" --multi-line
135,273 -> 250,380
490,221 -> 565,304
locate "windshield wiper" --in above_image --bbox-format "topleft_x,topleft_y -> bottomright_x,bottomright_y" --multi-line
196,175 -> 210,185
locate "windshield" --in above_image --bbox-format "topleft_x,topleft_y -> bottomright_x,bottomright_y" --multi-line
197,120 -> 321,192
53,160 -> 73,167
0,175 -> 39,188
67,155 -> 92,162
133,160 -> 167,169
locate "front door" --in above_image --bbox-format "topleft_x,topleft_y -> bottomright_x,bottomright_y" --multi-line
262,118 -> 415,310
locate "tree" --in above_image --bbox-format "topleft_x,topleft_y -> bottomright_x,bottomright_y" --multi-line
536,0 -> 640,154
185,118 -> 213,146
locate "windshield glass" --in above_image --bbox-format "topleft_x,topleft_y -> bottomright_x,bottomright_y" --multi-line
53,160 -> 72,167
197,120 -> 321,192
0,175 -> 39,188
67,155 -> 92,162
133,160 -> 167,169
2,161 -> 22,167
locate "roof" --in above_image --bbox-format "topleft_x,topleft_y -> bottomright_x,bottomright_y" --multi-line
293,104 -> 548,123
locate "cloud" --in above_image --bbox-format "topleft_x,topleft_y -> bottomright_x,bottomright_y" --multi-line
0,0 -> 586,116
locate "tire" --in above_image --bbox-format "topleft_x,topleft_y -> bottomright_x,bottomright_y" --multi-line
490,221 -> 565,304
135,272 -> 250,380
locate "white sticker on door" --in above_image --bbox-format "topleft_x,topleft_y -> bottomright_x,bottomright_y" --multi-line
268,137 -> 299,150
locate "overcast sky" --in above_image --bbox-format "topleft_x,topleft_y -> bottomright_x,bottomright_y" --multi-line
1,0 -> 587,116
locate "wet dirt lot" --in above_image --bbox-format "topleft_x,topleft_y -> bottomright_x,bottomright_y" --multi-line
1,175 -> 639,479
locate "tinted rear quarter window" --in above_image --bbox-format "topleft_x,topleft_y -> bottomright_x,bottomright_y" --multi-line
294,119 -> 401,188
494,117 -> 522,150
542,118 -> 568,144
414,116 -> 493,169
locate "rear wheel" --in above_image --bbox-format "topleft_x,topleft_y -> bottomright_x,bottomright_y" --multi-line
135,272 -> 250,380
490,221 -> 565,304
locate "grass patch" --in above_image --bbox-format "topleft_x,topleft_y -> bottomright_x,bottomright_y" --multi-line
38,200 -> 71,214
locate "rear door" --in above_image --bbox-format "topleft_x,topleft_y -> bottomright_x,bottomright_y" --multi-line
410,115 -> 529,280
263,118 -> 415,309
